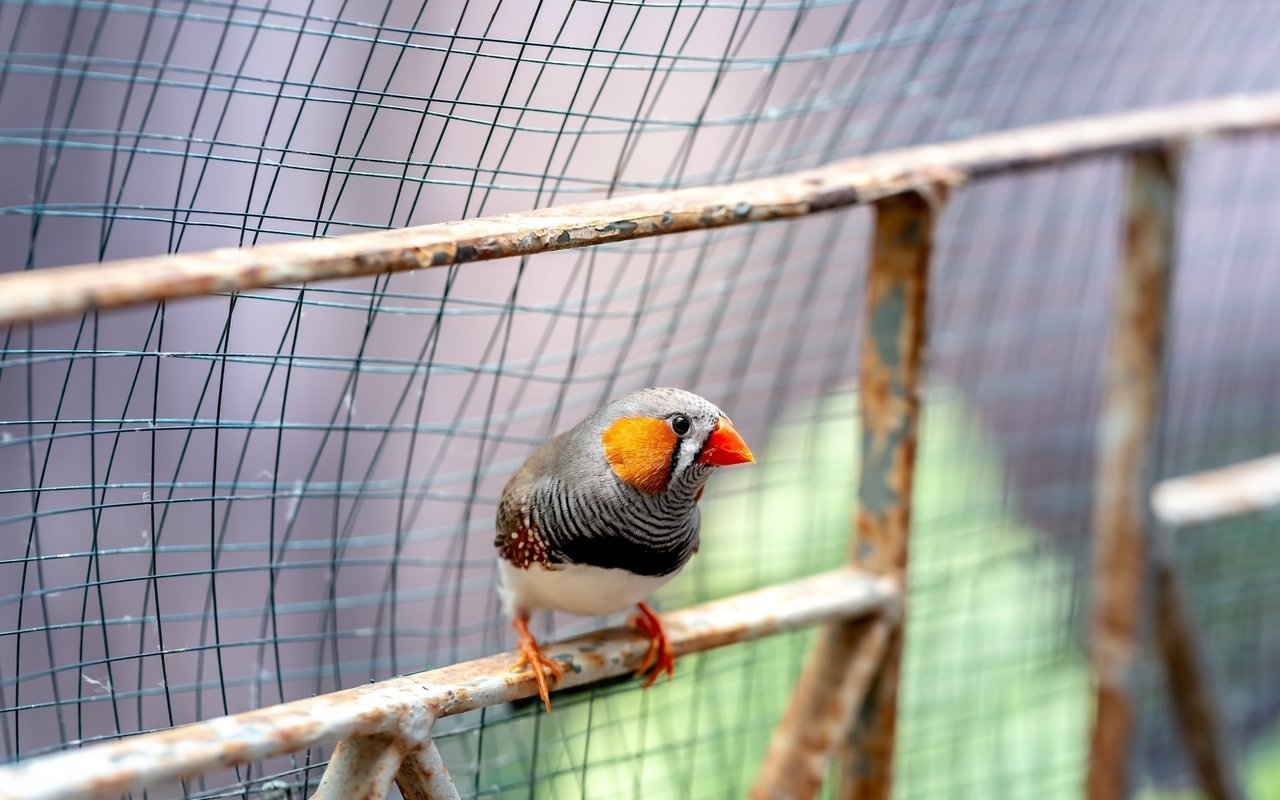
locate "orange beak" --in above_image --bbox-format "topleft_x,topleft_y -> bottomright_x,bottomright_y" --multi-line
697,417 -> 755,466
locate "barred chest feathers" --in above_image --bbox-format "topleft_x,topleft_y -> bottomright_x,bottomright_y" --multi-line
497,470 -> 707,617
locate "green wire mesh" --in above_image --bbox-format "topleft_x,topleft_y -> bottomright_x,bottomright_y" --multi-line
2,1 -> 1280,797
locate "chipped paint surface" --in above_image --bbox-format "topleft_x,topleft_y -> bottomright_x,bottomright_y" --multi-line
0,568 -> 897,800
4,92 -> 1280,325
851,192 -> 934,574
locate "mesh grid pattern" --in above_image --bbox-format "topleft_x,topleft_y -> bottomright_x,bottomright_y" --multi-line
2,1 -> 1280,797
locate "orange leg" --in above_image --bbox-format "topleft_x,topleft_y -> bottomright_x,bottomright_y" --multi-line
510,614 -> 565,714
629,601 -> 676,687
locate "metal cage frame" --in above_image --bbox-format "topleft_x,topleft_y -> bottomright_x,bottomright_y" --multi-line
4,91 -> 1280,800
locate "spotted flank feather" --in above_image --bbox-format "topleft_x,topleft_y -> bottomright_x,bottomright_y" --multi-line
497,515 -> 554,569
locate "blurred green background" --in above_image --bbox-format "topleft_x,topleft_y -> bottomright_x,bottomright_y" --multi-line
438,387 -> 1280,798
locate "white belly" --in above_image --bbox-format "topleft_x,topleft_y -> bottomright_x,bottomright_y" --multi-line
498,558 -> 681,618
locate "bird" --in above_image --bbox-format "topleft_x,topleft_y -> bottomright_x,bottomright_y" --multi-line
494,387 -> 755,713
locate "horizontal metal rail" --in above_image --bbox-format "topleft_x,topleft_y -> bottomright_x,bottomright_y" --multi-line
3,91 -> 1280,325
1152,453 -> 1280,526
0,567 -> 898,800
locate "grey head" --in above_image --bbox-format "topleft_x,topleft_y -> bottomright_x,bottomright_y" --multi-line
554,387 -> 753,498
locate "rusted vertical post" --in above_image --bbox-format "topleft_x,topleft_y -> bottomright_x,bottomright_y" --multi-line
1087,146 -> 1241,800
753,189 -> 939,800
1086,148 -> 1179,800
838,189 -> 938,800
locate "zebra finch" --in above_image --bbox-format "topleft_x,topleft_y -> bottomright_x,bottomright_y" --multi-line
495,387 -> 755,713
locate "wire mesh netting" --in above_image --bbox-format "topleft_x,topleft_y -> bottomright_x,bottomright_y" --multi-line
2,0 -> 1280,797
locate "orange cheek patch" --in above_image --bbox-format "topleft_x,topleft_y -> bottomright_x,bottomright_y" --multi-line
602,417 -> 678,494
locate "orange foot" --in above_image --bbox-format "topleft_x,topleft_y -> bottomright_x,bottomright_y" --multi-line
510,614 -> 565,714
629,601 -> 676,687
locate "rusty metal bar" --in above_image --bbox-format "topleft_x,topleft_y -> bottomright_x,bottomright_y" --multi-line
0,566 -> 897,800
752,617 -> 894,798
396,740 -> 462,800
311,732 -> 464,800
1088,145 -> 1246,800
753,188 -> 938,800
1153,565 -> 1245,800
1152,453 -> 1280,526
4,92 -> 1280,325
838,635 -> 905,800
1086,148 -> 1179,800
311,734 -> 405,800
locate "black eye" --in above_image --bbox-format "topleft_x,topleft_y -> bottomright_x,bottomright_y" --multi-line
670,414 -> 691,437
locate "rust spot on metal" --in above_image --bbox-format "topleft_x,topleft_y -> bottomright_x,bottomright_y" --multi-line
273,717 -> 326,754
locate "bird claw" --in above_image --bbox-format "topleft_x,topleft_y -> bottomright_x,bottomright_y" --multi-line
629,602 -> 676,687
512,617 -> 564,714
